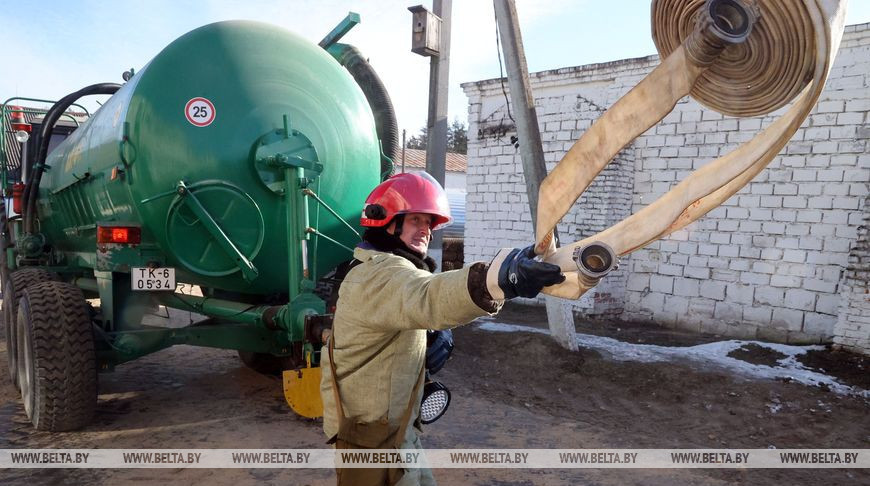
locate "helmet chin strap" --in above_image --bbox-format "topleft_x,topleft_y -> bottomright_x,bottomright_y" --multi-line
390,214 -> 406,238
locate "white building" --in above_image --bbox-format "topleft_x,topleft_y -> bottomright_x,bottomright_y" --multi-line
462,23 -> 870,354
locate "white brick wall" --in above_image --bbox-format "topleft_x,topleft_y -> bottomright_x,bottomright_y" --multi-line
464,59 -> 641,316
462,23 -> 870,348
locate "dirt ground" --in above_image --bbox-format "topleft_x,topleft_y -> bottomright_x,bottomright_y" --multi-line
1,302 -> 869,486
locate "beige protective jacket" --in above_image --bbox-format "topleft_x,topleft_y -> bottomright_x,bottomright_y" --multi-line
320,247 -> 497,442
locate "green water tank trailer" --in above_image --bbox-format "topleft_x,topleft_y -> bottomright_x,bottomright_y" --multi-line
2,18 -> 395,431
37,20 -> 381,293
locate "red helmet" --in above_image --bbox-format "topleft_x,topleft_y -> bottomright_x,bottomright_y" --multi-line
360,171 -> 452,230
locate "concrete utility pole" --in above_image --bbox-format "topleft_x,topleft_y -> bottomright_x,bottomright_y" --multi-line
425,0 -> 451,271
493,0 -> 578,351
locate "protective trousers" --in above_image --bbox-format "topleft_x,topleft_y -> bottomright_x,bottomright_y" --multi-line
328,336 -> 426,486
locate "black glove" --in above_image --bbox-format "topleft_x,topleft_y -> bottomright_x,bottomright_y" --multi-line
495,246 -> 566,299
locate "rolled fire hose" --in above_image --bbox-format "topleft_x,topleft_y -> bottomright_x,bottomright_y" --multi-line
534,0 -> 848,299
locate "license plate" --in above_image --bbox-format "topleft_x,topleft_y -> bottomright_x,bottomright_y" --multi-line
131,267 -> 176,291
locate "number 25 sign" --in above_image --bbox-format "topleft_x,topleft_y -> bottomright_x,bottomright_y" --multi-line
185,97 -> 216,127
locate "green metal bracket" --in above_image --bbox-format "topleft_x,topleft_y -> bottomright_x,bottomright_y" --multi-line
251,115 -> 321,299
260,151 -> 322,173
305,226 -> 355,253
94,271 -> 116,332
285,164 -> 307,298
255,118 -> 323,174
302,188 -> 361,239
96,323 -> 294,367
119,121 -> 137,169
175,180 -> 259,282
154,287 -> 322,345
319,12 -> 361,49
85,274 -> 328,367
253,116 -> 322,196
90,271 -> 155,333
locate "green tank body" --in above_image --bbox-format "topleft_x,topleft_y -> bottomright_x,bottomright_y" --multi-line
36,21 -> 380,294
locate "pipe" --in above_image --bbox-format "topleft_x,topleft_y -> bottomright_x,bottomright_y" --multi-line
327,43 -> 398,178
77,273 -> 301,336
23,83 -> 121,234
151,291 -> 271,327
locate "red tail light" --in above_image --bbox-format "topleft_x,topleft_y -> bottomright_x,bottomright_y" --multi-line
97,225 -> 141,244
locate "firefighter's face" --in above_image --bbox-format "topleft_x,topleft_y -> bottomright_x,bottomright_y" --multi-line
389,213 -> 433,254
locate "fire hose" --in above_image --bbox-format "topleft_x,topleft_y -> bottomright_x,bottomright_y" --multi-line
533,0 -> 849,299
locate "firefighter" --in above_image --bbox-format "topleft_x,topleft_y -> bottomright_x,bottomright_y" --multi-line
321,171 -> 564,486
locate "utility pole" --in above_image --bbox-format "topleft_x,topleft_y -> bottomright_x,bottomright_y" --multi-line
425,0 -> 451,270
493,0 -> 577,351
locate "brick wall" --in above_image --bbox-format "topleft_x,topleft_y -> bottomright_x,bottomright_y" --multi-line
834,193 -> 870,354
462,23 -> 870,347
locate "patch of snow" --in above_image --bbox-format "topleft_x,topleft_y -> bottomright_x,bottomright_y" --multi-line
474,319 -> 868,398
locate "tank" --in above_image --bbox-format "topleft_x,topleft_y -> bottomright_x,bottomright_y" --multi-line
2,19 -> 392,432
36,20 -> 381,294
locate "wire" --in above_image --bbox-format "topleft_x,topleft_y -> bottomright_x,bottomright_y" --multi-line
494,9 -> 515,124
170,288 -> 200,315
171,289 -> 260,323
218,303 -> 260,320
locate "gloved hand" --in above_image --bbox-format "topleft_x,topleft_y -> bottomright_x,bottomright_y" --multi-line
486,246 -> 566,300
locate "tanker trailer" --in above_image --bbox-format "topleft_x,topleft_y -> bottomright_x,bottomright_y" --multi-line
0,16 -> 396,431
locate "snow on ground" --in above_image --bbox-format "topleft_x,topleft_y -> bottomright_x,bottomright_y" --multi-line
475,319 -> 869,398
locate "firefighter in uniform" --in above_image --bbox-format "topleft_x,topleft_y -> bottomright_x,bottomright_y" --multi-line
321,172 -> 564,486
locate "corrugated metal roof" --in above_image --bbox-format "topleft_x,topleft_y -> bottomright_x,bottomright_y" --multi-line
1,105 -> 87,178
1,105 -> 46,175
397,148 -> 467,172
442,189 -> 465,239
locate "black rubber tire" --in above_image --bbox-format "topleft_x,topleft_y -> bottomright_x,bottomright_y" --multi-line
3,268 -> 59,391
17,281 -> 96,431
237,350 -> 298,376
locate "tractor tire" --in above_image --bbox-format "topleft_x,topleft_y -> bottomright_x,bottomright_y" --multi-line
17,281 -> 96,431
3,268 -> 59,391
237,350 -> 298,376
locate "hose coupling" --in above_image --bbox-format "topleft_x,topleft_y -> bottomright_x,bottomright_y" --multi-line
685,0 -> 758,67
573,242 -> 619,288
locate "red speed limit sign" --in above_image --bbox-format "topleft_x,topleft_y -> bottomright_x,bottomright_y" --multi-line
184,97 -> 216,127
